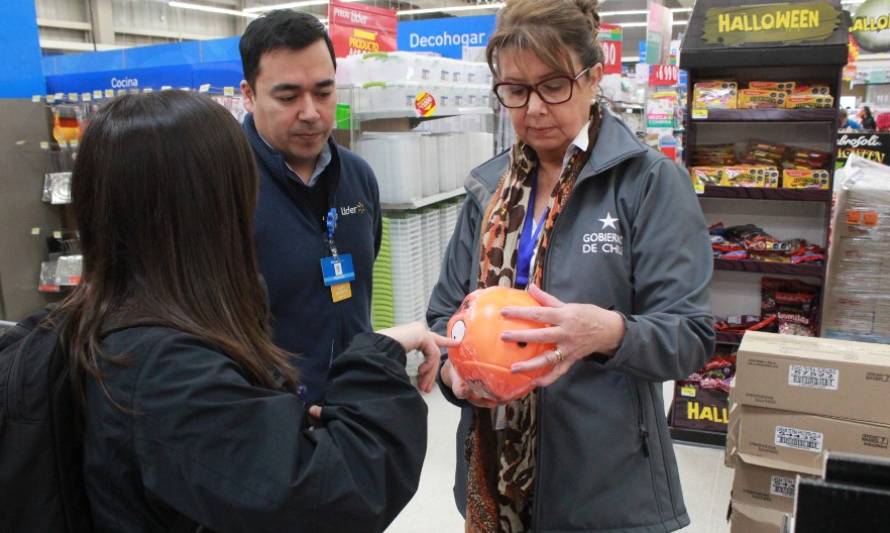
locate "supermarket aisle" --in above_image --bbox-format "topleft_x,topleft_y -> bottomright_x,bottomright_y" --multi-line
388,387 -> 732,533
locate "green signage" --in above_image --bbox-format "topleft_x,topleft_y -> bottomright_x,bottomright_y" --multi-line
703,1 -> 841,46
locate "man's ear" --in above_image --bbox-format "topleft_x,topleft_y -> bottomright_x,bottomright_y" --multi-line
240,80 -> 255,113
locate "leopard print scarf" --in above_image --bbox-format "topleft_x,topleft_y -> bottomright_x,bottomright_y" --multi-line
466,106 -> 603,533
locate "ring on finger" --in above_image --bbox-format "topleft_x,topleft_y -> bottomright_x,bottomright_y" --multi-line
553,347 -> 566,363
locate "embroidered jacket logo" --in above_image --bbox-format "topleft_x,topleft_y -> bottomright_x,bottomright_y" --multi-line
340,202 -> 367,216
582,212 -> 623,255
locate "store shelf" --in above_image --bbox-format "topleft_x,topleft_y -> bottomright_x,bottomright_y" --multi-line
714,259 -> 825,279
689,108 -> 836,123
715,331 -> 744,345
698,186 -> 832,202
381,187 -> 466,211
669,425 -> 727,448
355,107 -> 493,122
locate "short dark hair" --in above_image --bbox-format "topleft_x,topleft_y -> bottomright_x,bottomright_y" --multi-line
240,10 -> 336,88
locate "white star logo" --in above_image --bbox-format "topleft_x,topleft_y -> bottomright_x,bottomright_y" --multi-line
598,212 -> 619,230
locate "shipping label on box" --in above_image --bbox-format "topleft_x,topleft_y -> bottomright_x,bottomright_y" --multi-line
733,462 -> 810,514
733,405 -> 890,476
734,331 -> 890,425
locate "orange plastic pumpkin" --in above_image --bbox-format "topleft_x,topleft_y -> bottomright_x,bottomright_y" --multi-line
447,286 -> 556,401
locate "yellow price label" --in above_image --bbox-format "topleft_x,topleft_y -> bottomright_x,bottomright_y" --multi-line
31,95 -> 41,103
223,86 -> 235,96
681,386 -> 697,398
198,84 -> 211,93
331,282 -> 352,303
104,89 -> 114,98
692,109 -> 709,120
93,90 -> 103,99
68,93 -> 78,102
82,92 -> 91,102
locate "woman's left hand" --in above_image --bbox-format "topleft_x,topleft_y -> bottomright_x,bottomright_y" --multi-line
500,284 -> 626,387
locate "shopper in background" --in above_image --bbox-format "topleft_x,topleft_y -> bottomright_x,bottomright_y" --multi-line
53,91 -> 448,532
427,0 -> 714,531
839,108 -> 863,131
859,105 -> 877,131
238,11 -> 436,403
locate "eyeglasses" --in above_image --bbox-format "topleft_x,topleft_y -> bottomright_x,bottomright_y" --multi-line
493,67 -> 592,109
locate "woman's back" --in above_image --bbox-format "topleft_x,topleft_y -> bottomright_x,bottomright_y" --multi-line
84,324 -> 428,532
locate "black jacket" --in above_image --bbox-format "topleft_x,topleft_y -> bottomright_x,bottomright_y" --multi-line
83,326 -> 427,532
244,114 -> 382,404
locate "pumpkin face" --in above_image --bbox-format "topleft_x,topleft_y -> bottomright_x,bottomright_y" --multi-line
447,287 -> 556,401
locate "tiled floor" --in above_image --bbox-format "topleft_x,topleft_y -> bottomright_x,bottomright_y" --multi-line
388,385 -> 733,533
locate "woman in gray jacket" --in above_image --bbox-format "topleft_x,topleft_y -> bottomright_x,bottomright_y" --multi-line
427,0 -> 715,531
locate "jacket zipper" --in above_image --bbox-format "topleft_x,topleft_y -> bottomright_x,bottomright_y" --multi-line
630,379 -> 650,457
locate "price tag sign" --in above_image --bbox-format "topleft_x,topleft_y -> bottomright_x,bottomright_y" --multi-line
31,95 -> 41,103
143,88 -> 153,93
93,90 -> 103,99
692,109 -> 709,120
161,85 -> 173,91
82,92 -> 91,102
223,86 -> 235,96
40,141 -> 50,150
104,89 -> 114,98
31,227 -> 41,236
199,84 -> 211,93
649,64 -> 679,87
68,93 -> 79,102
46,95 -> 55,104
598,23 -> 624,75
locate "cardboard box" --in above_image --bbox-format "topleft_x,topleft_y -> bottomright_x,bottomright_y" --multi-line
785,94 -> 834,109
730,500 -> 789,533
738,89 -> 786,109
733,462 -> 811,514
671,381 -> 730,432
693,80 -> 738,110
782,168 -> 830,189
734,331 -> 890,425
749,81 -> 796,93
732,405 -> 890,476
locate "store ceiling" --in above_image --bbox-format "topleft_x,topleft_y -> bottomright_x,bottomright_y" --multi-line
205,0 -> 692,62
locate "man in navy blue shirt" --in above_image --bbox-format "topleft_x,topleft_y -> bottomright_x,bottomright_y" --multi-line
239,11 -> 435,403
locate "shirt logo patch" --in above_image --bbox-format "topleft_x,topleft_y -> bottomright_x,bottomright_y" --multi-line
340,202 -> 367,216
582,212 -> 623,255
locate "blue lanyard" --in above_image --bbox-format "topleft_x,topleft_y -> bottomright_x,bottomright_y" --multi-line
326,207 -> 338,256
516,178 -> 549,289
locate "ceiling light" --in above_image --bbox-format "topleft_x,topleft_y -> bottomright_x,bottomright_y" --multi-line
397,3 -> 505,16
243,0 -> 365,14
600,8 -> 694,17
168,1 -> 258,18
243,1 -> 328,14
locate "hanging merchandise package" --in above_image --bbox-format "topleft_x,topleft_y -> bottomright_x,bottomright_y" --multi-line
824,155 -> 890,343
447,287 -> 556,401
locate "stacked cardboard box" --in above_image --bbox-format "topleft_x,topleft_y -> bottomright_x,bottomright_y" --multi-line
725,331 -> 890,532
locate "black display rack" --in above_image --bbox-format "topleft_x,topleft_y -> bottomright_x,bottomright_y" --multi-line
673,0 -> 849,447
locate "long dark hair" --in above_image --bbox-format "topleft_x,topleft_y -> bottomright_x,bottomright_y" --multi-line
60,91 -> 297,401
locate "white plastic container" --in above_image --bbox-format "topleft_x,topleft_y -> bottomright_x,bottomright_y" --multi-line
420,134 -> 441,198
355,133 -> 422,204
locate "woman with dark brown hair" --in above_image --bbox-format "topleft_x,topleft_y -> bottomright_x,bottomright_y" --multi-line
428,0 -> 714,531
51,91 -> 446,532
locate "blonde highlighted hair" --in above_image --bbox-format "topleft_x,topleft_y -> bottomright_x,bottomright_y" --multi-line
486,0 -> 604,80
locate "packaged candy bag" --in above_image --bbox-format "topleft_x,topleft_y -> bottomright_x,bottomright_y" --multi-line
447,287 -> 556,401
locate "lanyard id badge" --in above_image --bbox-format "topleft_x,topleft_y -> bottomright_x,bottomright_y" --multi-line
320,208 -> 355,302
